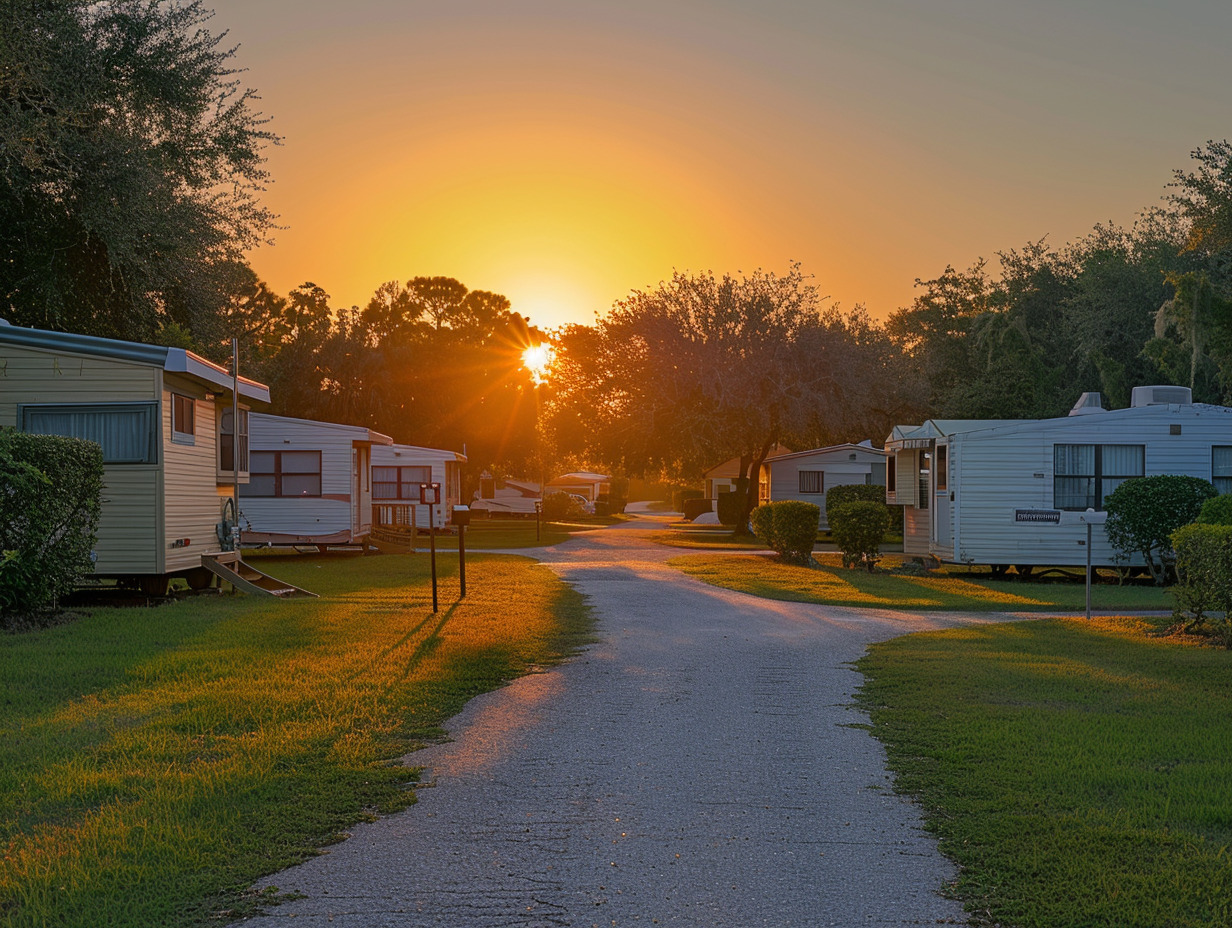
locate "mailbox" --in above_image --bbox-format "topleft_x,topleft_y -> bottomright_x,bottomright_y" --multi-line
419,482 -> 441,505
452,505 -> 471,527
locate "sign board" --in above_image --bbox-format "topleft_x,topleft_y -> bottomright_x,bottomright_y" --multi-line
1015,509 -> 1061,524
419,482 -> 441,505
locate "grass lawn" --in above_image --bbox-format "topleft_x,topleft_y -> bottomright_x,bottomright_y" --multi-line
857,616 -> 1232,927
648,526 -> 770,550
669,552 -> 1173,612
0,552 -> 590,928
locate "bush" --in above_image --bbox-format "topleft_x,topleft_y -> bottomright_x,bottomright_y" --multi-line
0,431 -> 104,623
673,488 -> 704,512
1104,474 -> 1217,584
540,491 -> 585,521
751,500 -> 820,565
831,500 -> 891,571
1197,494 -> 1232,526
824,483 -> 888,526
1170,523 -> 1232,645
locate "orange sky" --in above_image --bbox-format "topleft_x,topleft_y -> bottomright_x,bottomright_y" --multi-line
210,0 -> 1232,330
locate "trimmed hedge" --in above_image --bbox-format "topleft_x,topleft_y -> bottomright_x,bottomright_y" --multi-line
716,486 -> 746,527
673,488 -> 704,512
1170,523 -> 1232,646
751,500 -> 819,565
1104,474 -> 1217,584
824,483 -> 888,526
682,498 -> 713,521
1197,494 -> 1232,526
540,491 -> 586,521
0,430 -> 104,623
830,500 -> 891,571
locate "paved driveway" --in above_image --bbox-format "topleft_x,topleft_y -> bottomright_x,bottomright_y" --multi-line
244,513 -> 1012,926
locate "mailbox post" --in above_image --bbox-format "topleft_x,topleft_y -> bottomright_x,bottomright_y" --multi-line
1079,508 -> 1108,621
420,482 -> 441,612
534,498 -> 543,542
452,505 -> 470,598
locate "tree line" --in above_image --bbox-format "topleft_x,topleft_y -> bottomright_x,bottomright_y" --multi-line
4,3 -> 1231,501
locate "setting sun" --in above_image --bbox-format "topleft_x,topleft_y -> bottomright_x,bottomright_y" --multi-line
521,343 -> 555,385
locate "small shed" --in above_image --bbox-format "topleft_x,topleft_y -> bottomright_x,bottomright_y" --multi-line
885,387 -> 1232,569
761,443 -> 887,529
242,413 -> 393,547
0,320 -> 268,591
371,443 -> 467,530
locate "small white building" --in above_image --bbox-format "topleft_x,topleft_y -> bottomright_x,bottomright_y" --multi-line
761,443 -> 888,529
242,413 -> 392,547
371,443 -> 466,530
885,387 -> 1232,570
545,471 -> 610,502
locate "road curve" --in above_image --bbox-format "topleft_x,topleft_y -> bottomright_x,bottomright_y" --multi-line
244,511 -> 1010,927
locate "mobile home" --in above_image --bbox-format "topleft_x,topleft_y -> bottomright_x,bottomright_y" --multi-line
885,387 -> 1232,570
762,443 -> 887,529
370,443 -> 466,530
0,321 -> 268,592
243,413 -> 393,547
703,445 -> 791,502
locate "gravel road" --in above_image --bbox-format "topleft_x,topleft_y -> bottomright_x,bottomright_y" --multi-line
243,511 -> 1007,927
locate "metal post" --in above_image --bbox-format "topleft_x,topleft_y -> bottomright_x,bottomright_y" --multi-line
429,502 -> 438,613
535,499 -> 542,541
458,522 -> 466,598
1085,517 -> 1093,622
231,338 -> 240,551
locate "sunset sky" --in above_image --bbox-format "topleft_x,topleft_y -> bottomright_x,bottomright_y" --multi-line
209,0 -> 1232,330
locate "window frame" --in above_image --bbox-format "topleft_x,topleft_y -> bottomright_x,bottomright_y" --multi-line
1213,446 -> 1232,495
1053,443 -> 1145,511
248,450 -> 323,498
170,393 -> 196,445
798,469 -> 824,495
218,407 -> 249,473
935,445 -> 948,492
372,465 -> 433,500
19,402 -> 159,464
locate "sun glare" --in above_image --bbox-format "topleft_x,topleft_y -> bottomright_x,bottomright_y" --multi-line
522,343 -> 555,385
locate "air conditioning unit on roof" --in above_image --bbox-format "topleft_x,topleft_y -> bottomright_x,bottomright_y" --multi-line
1131,385 -> 1192,407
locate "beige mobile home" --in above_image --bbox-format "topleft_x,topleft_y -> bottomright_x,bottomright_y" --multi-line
371,442 -> 466,530
0,321 -> 269,593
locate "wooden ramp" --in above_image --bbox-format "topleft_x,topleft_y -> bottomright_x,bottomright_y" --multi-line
201,554 -> 317,598
369,525 -> 417,555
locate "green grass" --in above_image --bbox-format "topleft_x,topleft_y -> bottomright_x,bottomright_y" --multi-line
649,527 -> 770,550
0,552 -> 591,928
857,616 -> 1232,927
669,553 -> 1172,611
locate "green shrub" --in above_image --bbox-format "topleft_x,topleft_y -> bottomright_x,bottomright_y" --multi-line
1104,474 -> 1217,584
1197,494 -> 1232,526
1170,523 -> 1232,645
673,488 -> 703,512
540,491 -> 585,521
824,483 -> 887,525
0,431 -> 104,623
831,500 -> 892,571
751,500 -> 819,565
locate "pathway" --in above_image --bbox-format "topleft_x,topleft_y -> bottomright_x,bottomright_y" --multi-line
243,512 -> 1015,926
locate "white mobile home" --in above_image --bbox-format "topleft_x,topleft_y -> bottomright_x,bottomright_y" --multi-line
762,443 -> 887,529
703,445 -> 791,502
0,321 -> 268,592
242,413 -> 393,547
885,387 -> 1232,570
371,443 -> 466,530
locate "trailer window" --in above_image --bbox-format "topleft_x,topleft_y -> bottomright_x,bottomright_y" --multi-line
373,465 -> 432,500
170,394 -> 195,444
219,408 -> 249,472
798,470 -> 823,494
21,403 -> 158,464
886,455 -> 896,493
249,450 -> 322,497
935,445 -> 948,492
1214,447 -> 1232,494
1054,444 -> 1144,510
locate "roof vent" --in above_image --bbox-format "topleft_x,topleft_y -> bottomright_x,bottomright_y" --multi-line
1068,392 -> 1106,416
0,318 -> 11,326
1131,385 -> 1192,407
